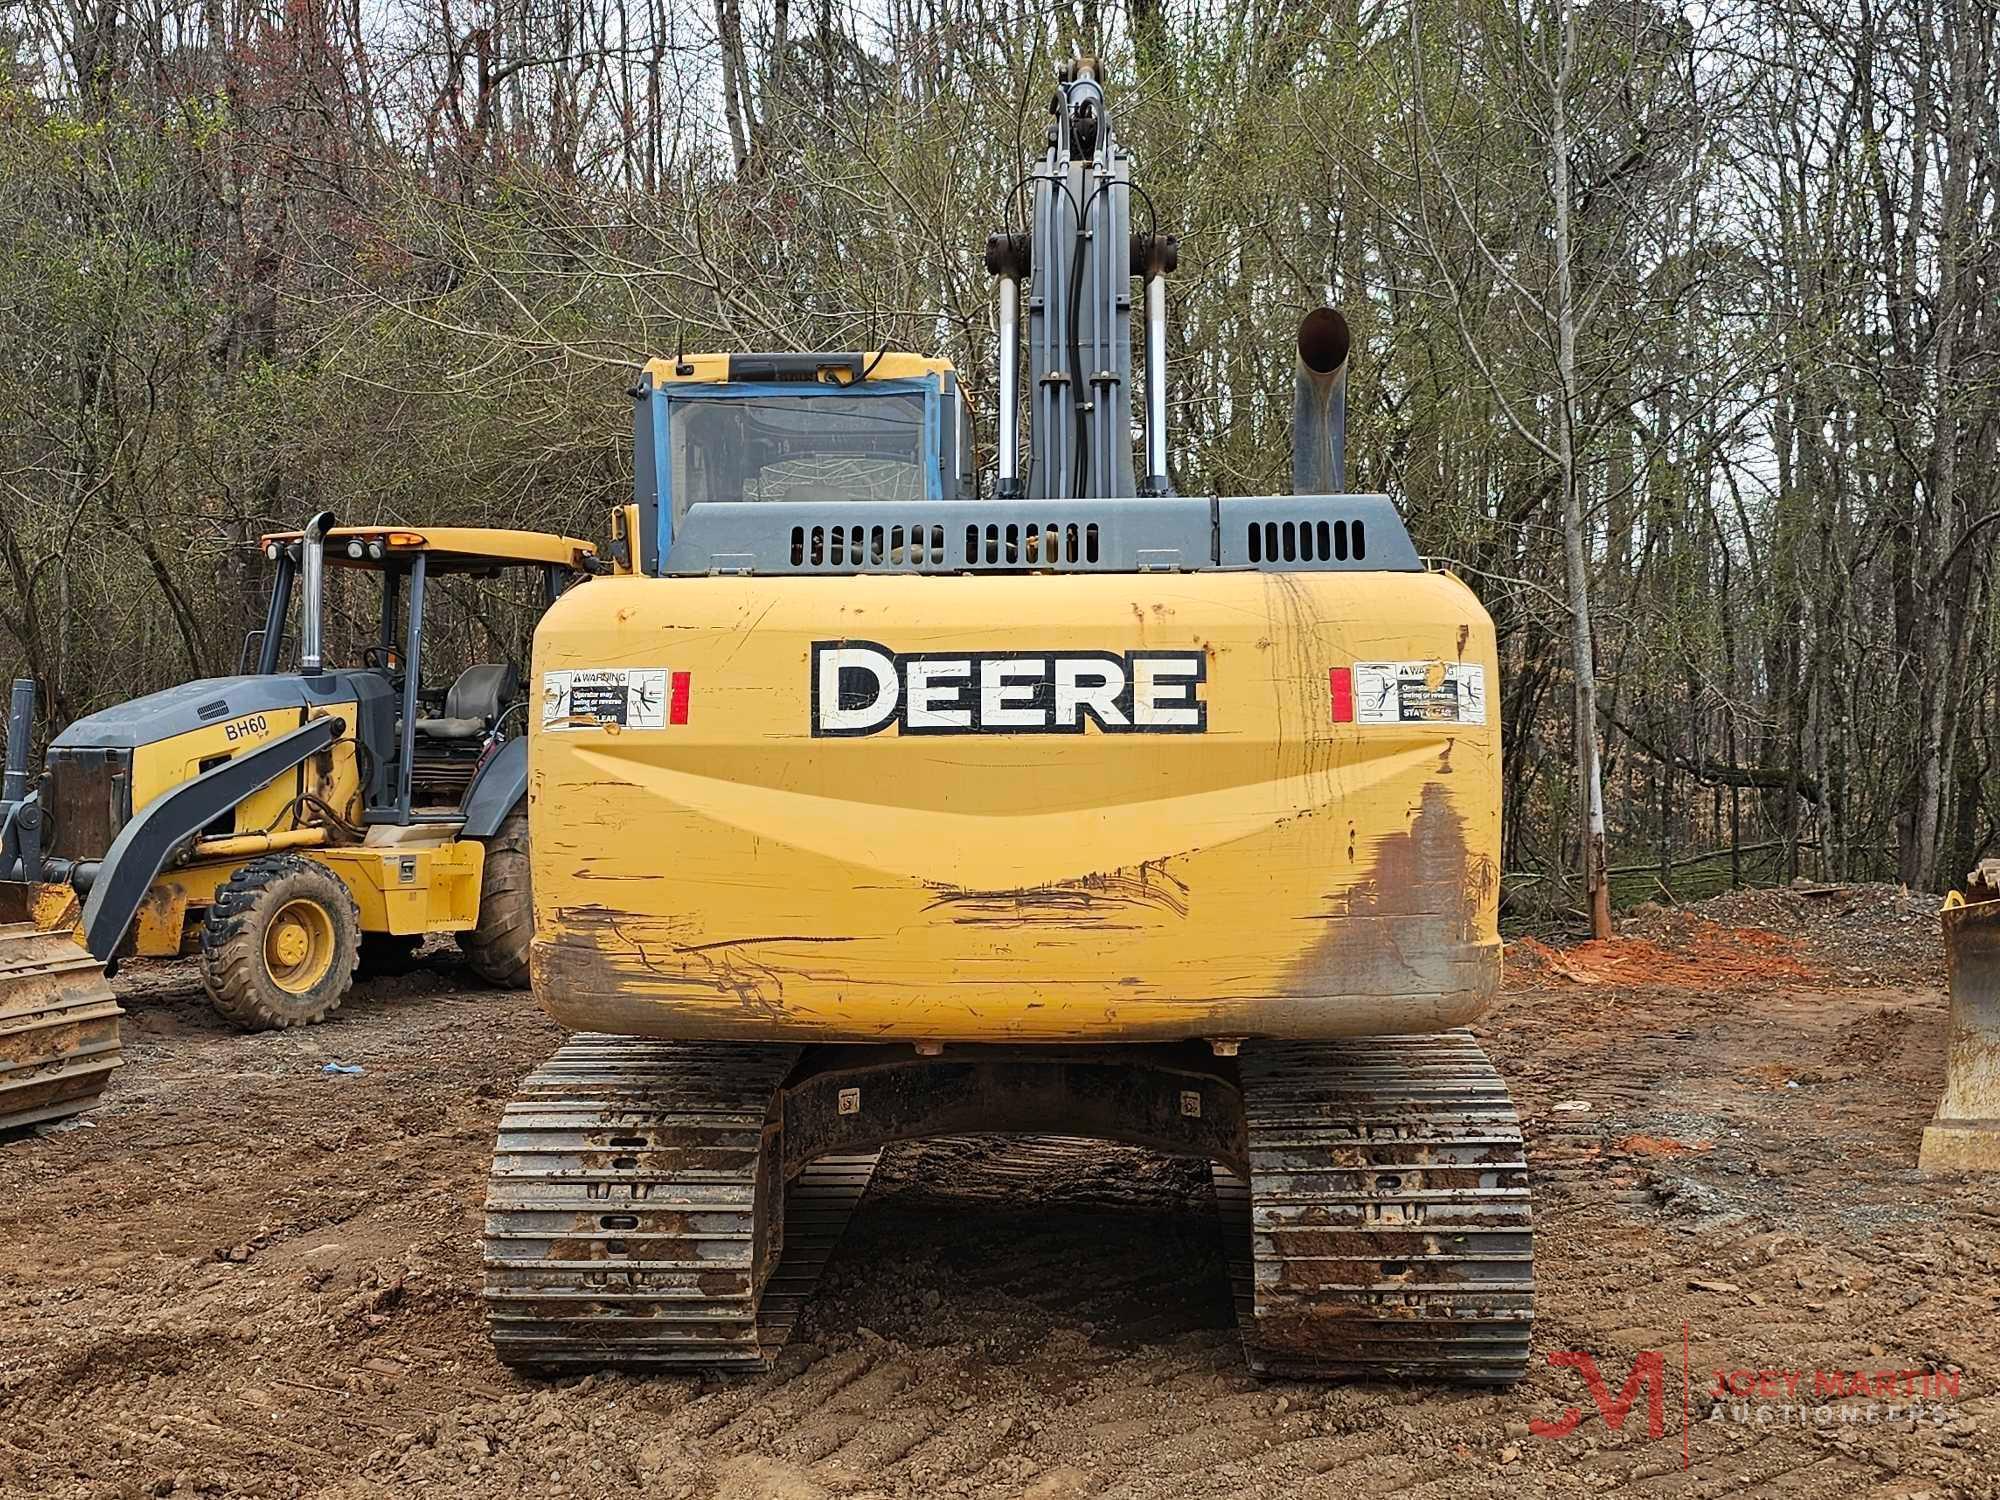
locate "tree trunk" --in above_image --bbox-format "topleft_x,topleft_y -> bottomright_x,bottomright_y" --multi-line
1551,0 -> 1613,938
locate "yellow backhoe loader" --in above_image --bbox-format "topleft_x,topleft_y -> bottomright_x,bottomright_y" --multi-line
0,524 -> 598,1132
482,58 -> 1525,1383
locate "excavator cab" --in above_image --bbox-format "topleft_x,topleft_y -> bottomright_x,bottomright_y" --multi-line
628,353 -> 974,565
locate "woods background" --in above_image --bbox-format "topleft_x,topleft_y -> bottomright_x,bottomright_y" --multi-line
1,0 -> 1995,914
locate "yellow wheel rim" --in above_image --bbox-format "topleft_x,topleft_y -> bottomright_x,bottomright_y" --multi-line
265,898 -> 336,994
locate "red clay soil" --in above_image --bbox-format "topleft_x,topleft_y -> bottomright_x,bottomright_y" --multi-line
1508,919 -> 1827,990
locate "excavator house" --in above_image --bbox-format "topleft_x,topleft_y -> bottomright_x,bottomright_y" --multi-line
485,59 -> 1529,1383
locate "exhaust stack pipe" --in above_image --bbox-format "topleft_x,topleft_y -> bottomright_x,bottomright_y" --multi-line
1292,307 -> 1351,495
299,510 -> 337,675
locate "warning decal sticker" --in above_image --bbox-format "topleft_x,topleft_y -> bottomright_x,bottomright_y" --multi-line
1351,662 -> 1487,726
541,668 -> 684,731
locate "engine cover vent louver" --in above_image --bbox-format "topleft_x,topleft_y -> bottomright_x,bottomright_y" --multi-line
1218,498 -> 1403,572
1244,517 -> 1366,565
789,523 -> 951,569
666,497 -> 1421,575
964,522 -> 1101,567
782,519 -> 1111,571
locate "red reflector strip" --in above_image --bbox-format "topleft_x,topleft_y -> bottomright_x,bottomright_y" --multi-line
669,671 -> 691,725
1329,666 -> 1354,723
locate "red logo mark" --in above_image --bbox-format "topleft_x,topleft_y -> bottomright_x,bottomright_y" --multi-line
1532,1324 -> 1691,1469
1531,1350 -> 1670,1441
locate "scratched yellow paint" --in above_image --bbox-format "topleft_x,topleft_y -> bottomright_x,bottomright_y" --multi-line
529,569 -> 1501,1044
128,704 -> 366,868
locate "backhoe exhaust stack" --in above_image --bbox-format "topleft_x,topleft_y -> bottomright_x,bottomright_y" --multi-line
298,510 -> 337,675
1293,308 -> 1351,495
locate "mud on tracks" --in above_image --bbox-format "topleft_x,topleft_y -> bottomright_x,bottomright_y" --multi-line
0,894 -> 1995,1498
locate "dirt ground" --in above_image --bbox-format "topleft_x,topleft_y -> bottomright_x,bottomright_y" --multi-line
2,885 -> 1995,1499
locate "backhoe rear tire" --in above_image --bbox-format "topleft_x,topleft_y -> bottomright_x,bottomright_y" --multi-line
200,855 -> 362,1030
458,805 -> 531,989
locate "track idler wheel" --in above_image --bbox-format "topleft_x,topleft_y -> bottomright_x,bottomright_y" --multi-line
1924,861 -> 2000,1173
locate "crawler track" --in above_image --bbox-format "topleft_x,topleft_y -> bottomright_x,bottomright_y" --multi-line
483,1035 -> 878,1371
1216,1030 -> 1533,1383
0,924 -> 123,1133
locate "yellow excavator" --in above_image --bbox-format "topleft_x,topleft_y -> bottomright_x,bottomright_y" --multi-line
0,525 -> 597,1131
483,58 -> 1526,1382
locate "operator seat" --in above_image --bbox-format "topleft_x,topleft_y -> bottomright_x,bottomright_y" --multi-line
415,663 -> 518,741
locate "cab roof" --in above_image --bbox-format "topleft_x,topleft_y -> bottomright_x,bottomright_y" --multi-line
640,351 -> 955,387
258,526 -> 598,574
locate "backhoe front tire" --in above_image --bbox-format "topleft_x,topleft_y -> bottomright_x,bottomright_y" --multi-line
458,805 -> 532,989
200,855 -> 362,1030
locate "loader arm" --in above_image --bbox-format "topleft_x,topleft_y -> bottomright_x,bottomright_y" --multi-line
80,716 -> 342,962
